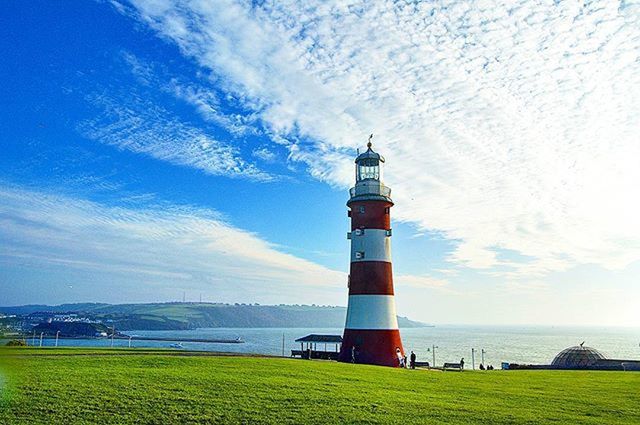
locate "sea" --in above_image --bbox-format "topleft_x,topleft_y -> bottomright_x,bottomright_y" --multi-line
10,325 -> 640,367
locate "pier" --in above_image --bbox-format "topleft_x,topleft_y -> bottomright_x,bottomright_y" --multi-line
116,336 -> 244,344
18,334 -> 245,344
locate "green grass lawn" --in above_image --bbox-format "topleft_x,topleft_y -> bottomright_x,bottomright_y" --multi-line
1,348 -> 639,424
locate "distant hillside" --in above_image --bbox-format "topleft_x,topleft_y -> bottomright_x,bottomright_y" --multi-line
0,303 -> 110,315
0,303 -> 428,330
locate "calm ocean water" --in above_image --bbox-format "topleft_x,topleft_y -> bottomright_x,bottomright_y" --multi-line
14,325 -> 640,367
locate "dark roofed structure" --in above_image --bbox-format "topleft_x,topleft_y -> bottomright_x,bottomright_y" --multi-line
292,334 -> 342,360
295,334 -> 342,343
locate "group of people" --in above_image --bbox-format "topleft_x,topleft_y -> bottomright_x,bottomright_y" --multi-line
479,363 -> 495,370
396,350 -> 494,370
352,346 -> 422,369
352,346 -> 492,370
461,358 -> 495,370
396,348 -> 423,369
459,357 -> 495,370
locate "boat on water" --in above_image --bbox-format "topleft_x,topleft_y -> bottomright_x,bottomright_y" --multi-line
169,343 -> 184,349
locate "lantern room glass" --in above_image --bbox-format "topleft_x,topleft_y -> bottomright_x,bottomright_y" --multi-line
357,158 -> 381,181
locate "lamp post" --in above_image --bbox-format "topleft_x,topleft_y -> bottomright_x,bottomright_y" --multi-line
471,348 -> 476,370
432,345 -> 438,367
55,330 -> 60,347
39,332 -> 44,347
110,326 -> 115,348
128,336 -> 132,348
32,330 -> 36,346
481,349 -> 486,367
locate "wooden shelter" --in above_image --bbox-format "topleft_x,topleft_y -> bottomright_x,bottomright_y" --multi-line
292,334 -> 342,360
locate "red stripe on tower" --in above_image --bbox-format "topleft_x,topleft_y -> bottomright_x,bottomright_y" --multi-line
339,136 -> 404,367
348,262 -> 394,295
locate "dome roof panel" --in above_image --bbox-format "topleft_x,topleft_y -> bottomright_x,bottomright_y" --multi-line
355,144 -> 385,163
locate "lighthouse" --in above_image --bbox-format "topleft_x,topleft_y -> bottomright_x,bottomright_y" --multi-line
339,136 -> 404,367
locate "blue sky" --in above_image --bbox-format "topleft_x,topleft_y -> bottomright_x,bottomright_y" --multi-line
1,0 -> 639,325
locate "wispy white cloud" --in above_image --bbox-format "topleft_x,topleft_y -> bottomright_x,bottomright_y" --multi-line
125,0 -> 640,277
168,79 -> 258,135
122,50 -> 258,136
0,184 -> 346,303
252,146 -> 277,163
78,94 -> 273,181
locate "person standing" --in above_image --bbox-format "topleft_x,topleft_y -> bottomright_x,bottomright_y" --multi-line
396,347 -> 405,368
460,358 -> 465,370
410,351 -> 416,369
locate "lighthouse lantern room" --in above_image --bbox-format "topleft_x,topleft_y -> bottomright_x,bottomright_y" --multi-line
339,136 -> 404,367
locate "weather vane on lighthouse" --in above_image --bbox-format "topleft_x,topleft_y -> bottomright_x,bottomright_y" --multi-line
339,135 -> 404,367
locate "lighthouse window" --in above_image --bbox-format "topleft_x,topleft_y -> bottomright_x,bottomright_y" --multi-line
355,251 -> 365,259
384,207 -> 390,214
359,206 -> 365,214
357,158 -> 380,181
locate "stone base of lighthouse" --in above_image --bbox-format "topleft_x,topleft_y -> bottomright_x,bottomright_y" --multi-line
339,329 -> 404,367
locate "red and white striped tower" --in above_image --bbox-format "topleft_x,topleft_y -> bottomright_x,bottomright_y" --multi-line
339,137 -> 404,367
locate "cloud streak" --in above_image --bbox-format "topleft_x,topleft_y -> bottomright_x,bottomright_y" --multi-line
79,92 -> 273,181
0,185 -> 346,303
122,51 -> 259,136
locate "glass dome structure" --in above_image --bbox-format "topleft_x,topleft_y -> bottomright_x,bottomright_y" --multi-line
551,345 -> 606,369
348,137 -> 393,205
355,142 -> 385,182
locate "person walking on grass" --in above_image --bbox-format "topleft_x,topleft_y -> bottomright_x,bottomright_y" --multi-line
410,351 -> 416,369
396,347 -> 405,368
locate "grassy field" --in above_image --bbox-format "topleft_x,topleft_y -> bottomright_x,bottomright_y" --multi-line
1,348 -> 639,424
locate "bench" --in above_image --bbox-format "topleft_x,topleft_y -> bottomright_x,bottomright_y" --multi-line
291,350 -> 339,361
414,361 -> 431,368
443,362 -> 463,371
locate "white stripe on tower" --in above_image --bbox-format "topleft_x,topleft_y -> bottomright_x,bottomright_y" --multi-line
350,229 -> 391,262
344,295 -> 399,329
